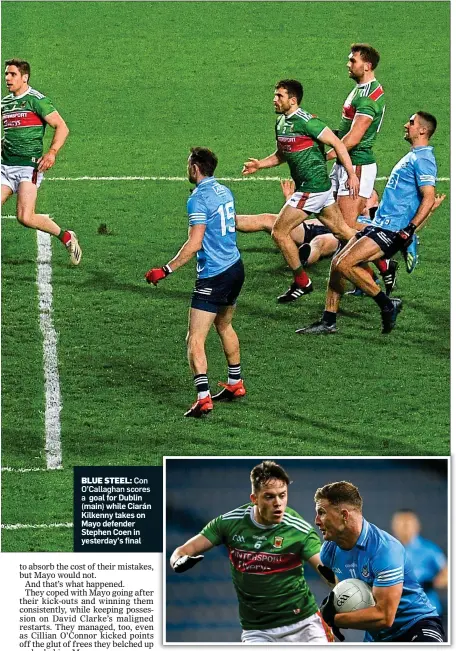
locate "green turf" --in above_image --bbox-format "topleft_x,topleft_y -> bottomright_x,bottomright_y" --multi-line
1,1 -> 450,551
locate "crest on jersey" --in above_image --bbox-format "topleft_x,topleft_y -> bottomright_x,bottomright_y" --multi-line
273,536 -> 284,549
362,564 -> 369,578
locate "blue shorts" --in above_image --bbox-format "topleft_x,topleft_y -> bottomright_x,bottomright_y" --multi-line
191,259 -> 245,314
356,224 -> 399,258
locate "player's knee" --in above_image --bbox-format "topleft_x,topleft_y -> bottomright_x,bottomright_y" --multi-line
271,226 -> 286,245
16,211 -> 35,228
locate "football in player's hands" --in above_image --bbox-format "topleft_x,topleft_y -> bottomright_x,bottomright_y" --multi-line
172,554 -> 204,573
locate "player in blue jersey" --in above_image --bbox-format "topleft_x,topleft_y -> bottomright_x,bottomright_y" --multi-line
145,148 -> 245,417
391,509 -> 447,616
314,481 -> 445,642
298,111 -> 438,335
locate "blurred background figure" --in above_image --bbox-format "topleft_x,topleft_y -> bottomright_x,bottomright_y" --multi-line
391,509 -> 447,617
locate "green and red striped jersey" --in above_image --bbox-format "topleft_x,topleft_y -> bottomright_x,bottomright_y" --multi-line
2,87 -> 57,168
201,503 -> 321,630
338,79 -> 386,165
275,108 -> 331,193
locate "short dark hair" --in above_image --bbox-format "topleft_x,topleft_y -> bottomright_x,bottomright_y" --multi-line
416,111 -> 437,138
250,460 -> 290,493
189,147 -> 218,177
350,43 -> 380,70
275,79 -> 303,105
5,58 -> 31,80
314,481 -> 363,510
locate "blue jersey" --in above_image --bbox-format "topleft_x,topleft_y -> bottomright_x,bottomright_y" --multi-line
187,177 -> 241,279
320,519 -> 438,642
373,146 -> 437,232
404,535 -> 446,615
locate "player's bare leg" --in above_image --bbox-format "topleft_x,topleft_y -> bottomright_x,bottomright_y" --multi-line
1,184 -> 13,205
319,202 -> 357,242
213,305 -> 245,401
185,308 -> 217,417
16,181 -> 82,264
236,213 -> 304,245
272,204 -> 313,302
338,194 -> 367,229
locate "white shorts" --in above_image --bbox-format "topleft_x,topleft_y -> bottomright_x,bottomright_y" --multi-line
330,161 -> 377,199
1,164 -> 44,194
285,188 -> 335,214
241,611 -> 333,644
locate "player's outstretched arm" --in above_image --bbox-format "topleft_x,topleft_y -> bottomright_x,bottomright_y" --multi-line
170,534 -> 214,573
318,127 -> 359,199
38,111 -> 70,172
242,150 -> 284,175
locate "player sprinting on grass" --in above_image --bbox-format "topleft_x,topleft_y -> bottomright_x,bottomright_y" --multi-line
170,461 -> 334,643
298,112 -> 438,335
1,59 -> 81,265
145,148 -> 245,418
242,79 -> 359,303
315,481 -> 445,642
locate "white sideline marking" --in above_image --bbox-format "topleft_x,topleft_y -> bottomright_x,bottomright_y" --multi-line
44,175 -> 450,182
2,522 -> 73,531
36,232 -> 63,470
1,467 -> 59,473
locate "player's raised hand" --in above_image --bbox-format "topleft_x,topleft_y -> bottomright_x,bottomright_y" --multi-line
432,193 -> 446,212
280,179 -> 296,200
172,554 -> 204,573
347,172 -> 360,200
242,158 -> 260,176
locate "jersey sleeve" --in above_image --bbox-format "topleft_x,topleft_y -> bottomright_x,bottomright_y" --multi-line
32,95 -> 57,119
200,515 -> 225,546
414,154 -> 437,187
319,541 -> 334,568
372,540 -> 405,587
353,97 -> 378,120
187,193 -> 208,227
303,116 -> 328,140
301,528 -> 322,561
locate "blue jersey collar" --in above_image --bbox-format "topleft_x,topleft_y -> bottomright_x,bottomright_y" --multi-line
196,176 -> 215,187
412,146 -> 433,152
355,518 -> 370,548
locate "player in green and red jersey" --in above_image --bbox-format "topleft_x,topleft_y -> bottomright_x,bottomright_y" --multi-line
242,79 -> 359,304
2,59 -> 81,264
170,460 -> 335,643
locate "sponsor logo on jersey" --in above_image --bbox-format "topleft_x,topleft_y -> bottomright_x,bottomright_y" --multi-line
233,534 -> 245,543
2,110 -> 43,130
277,134 -> 314,153
273,536 -> 284,549
345,562 -> 357,568
228,546 -> 301,575
252,535 -> 267,540
333,567 -> 342,574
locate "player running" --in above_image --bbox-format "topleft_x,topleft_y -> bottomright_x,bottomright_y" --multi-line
145,148 -> 245,418
170,460 -> 334,643
315,481 -> 445,642
242,79 -> 359,303
298,112 -> 438,335
1,59 -> 81,264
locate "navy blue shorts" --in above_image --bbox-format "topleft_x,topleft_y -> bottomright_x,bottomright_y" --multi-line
356,224 -> 399,258
191,259 -> 245,314
303,223 -> 331,244
392,617 -> 445,642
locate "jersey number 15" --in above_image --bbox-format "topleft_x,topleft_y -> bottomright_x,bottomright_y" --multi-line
217,201 -> 236,236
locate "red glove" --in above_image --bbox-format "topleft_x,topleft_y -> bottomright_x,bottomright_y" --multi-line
145,265 -> 172,285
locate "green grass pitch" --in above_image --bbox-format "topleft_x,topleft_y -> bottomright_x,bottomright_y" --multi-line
1,2 -> 450,551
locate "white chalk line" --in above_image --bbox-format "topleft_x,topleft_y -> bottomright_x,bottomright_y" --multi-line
36,232 -> 63,471
2,522 -> 73,531
43,175 -> 450,182
1,467 -> 62,473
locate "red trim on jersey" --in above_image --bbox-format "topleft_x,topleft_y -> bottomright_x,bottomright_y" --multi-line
296,192 -> 310,211
228,546 -> 302,575
277,135 -> 314,153
2,111 -> 44,129
369,85 -> 384,102
316,610 -> 335,642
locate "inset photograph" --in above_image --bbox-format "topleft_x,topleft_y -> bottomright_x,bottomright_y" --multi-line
165,458 -> 448,644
